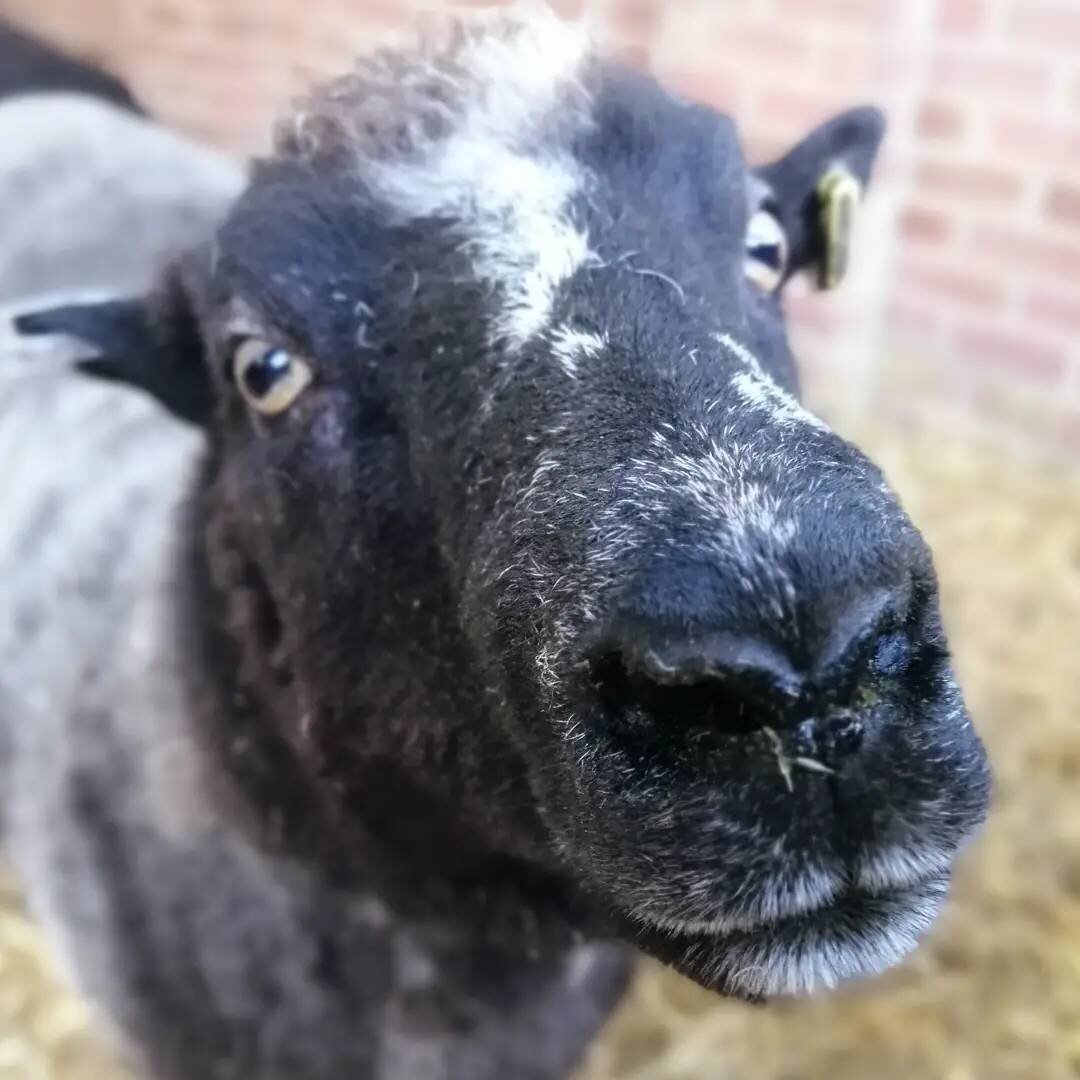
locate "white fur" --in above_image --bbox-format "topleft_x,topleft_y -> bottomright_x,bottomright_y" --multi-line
714,333 -> 829,432
598,434 -> 802,625
632,863 -> 844,936
857,843 -> 954,892
618,432 -> 798,543
713,331 -> 766,378
730,370 -> 828,432
712,880 -> 947,997
375,141 -> 592,346
289,6 -> 596,350
549,325 -> 606,378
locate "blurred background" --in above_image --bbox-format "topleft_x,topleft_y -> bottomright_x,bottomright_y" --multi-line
4,0 -> 1080,456
0,1 -> 1078,1078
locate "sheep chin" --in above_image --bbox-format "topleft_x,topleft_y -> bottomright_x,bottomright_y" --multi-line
629,874 -> 949,1001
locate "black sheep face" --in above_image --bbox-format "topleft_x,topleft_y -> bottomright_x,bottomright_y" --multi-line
22,11 -> 989,999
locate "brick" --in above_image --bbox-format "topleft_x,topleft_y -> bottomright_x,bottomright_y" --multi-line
812,42 -> 912,91
897,204 -> 953,245
757,87 -> 851,134
545,0 -> 590,15
952,324 -> 1066,383
871,151 -> 904,185
608,0 -> 661,44
970,225 -> 1080,279
933,50 -> 1052,100
784,291 -> 847,336
1009,2 -> 1080,49
1045,182 -> 1080,230
887,299 -> 940,339
741,133 -> 791,167
916,159 -> 1023,206
613,43 -> 652,69
917,99 -> 965,141
773,0 -> 897,26
718,19 -> 810,67
1028,290 -> 1080,334
937,0 -> 990,34
899,258 -> 1003,309
663,67 -> 743,112
994,116 -> 1080,169
137,2 -> 188,30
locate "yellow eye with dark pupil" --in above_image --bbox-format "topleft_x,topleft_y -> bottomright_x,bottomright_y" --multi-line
232,338 -> 313,416
241,347 -> 291,395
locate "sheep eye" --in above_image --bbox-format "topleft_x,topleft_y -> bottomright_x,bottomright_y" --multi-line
231,338 -> 313,416
744,209 -> 788,292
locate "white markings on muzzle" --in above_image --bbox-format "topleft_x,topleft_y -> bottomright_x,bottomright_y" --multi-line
714,332 -> 829,433
633,863 -> 845,937
626,433 -> 796,541
856,843 -> 955,892
513,437 -> 604,692
702,878 -> 948,998
630,832 -> 953,998
730,370 -> 830,432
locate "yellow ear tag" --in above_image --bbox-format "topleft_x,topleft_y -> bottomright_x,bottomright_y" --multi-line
816,165 -> 863,291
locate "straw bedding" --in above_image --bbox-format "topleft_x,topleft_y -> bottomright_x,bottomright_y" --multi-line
1,419 -> 1077,1080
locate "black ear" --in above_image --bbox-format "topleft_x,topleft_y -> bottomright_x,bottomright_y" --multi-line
14,261 -> 211,426
756,106 -> 886,291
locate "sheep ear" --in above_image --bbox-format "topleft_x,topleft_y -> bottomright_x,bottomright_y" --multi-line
14,262 -> 211,426
756,106 -> 885,291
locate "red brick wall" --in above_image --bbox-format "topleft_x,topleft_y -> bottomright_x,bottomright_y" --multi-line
3,0 -> 1079,458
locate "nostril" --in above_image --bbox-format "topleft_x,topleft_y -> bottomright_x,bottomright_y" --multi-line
632,631 -> 803,700
818,587 -> 908,686
588,630 -> 805,739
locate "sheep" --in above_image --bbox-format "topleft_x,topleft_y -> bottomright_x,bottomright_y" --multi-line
0,19 -> 143,113
0,94 -> 242,304
0,20 -> 240,307
5,7 -> 990,1079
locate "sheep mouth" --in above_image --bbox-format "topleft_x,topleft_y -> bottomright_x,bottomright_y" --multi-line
626,872 -> 949,1000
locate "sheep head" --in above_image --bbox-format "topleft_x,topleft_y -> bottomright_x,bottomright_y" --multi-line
19,6 -> 989,1000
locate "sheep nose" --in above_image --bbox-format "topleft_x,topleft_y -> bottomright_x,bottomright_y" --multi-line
589,625 -> 807,739
589,578 -> 901,746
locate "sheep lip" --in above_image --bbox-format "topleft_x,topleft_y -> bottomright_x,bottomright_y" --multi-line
628,871 -> 941,935
627,873 -> 949,999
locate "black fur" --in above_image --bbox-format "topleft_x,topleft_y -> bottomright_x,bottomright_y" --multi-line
11,34 -> 989,1079
15,265 -> 209,425
0,20 -> 142,111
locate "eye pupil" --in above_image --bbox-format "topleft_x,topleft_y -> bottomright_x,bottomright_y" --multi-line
241,347 -> 291,399
748,242 -> 783,271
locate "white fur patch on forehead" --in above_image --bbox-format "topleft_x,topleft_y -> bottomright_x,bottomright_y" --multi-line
281,4 -> 591,166
280,4 -> 596,348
